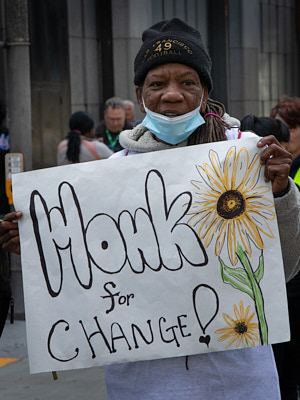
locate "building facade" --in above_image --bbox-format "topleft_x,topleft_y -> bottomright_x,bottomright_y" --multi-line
0,0 -> 299,316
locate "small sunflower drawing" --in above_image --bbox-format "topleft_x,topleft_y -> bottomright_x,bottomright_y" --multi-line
188,146 -> 275,265
215,301 -> 260,349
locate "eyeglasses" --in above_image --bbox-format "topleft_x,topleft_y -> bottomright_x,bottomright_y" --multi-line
106,116 -> 124,122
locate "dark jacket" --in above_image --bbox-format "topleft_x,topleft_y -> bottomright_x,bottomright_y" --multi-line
0,126 -> 9,214
95,120 -> 133,152
0,125 -> 11,336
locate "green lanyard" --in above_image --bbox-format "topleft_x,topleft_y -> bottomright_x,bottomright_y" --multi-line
106,129 -> 120,150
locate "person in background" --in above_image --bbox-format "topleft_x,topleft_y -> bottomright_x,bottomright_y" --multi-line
95,97 -> 133,152
240,114 -> 290,145
0,102 -> 12,337
57,111 -> 112,165
124,99 -> 141,127
269,95 -> 300,400
270,95 -> 300,185
1,18 -> 300,399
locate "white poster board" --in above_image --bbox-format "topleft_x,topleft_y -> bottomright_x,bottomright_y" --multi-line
12,137 -> 290,374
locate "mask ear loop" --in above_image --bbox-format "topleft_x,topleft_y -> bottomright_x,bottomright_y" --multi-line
142,97 -> 147,113
199,91 -> 204,111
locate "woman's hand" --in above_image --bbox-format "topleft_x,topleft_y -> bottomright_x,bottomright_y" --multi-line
0,211 -> 22,255
257,135 -> 292,195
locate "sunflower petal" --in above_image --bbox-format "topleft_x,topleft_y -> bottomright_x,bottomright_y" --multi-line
223,147 -> 236,190
234,147 -> 250,189
227,221 -> 237,265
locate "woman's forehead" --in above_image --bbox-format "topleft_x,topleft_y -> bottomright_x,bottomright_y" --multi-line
145,63 -> 200,80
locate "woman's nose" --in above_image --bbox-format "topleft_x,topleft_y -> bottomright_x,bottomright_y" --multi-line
161,83 -> 184,102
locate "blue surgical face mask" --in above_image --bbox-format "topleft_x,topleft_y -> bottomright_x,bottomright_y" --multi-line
141,94 -> 205,145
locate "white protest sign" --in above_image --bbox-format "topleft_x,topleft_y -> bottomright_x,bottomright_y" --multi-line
12,137 -> 289,374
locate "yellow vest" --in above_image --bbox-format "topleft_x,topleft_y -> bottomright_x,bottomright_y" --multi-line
294,167 -> 300,186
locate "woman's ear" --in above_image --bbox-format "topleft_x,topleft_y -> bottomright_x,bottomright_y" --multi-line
135,86 -> 145,113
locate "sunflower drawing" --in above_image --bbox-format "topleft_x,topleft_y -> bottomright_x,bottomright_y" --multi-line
215,301 -> 260,349
189,145 -> 272,344
188,146 -> 275,265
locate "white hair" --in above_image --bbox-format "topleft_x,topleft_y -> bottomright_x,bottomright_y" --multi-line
124,100 -> 135,108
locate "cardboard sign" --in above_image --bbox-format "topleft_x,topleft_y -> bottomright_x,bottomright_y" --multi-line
12,137 -> 289,374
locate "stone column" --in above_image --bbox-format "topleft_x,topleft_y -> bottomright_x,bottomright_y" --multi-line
4,0 -> 31,319
5,0 -> 31,170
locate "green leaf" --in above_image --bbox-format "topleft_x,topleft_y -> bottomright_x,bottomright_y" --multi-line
254,252 -> 264,283
219,257 -> 254,299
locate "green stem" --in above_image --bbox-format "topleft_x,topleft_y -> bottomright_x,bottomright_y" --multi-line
236,244 -> 268,345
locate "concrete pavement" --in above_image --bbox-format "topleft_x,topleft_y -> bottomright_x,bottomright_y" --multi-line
0,320 -> 107,400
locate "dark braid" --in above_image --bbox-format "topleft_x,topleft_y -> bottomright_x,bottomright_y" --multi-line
66,131 -> 81,163
188,98 -> 229,145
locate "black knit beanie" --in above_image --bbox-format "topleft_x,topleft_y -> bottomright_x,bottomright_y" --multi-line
134,18 -> 213,92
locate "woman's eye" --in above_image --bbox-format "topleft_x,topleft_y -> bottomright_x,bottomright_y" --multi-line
150,81 -> 163,87
183,80 -> 194,86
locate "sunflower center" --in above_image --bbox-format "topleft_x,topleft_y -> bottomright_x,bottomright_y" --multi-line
235,321 -> 248,335
217,190 -> 245,219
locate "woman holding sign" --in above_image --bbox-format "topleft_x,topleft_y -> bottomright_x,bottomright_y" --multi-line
1,17 -> 300,400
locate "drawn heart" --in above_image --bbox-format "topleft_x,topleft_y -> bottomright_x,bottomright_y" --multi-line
199,335 -> 211,347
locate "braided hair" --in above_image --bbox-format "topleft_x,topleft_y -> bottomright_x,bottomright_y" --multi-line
188,98 -> 229,145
